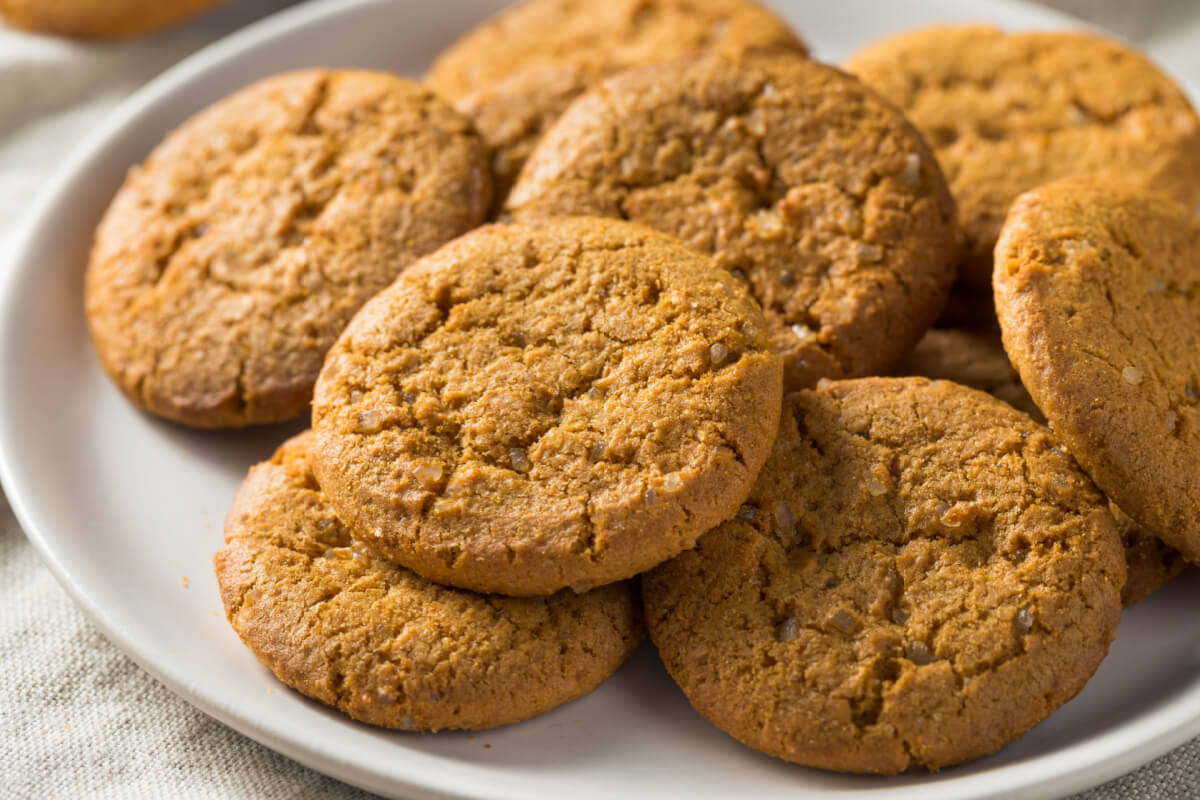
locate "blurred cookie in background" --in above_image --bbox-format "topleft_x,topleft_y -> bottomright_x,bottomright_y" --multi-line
0,0 -> 225,38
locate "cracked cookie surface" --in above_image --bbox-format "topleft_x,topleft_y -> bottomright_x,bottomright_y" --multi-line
996,176 -> 1200,567
85,69 -> 491,428
847,26 -> 1200,289
214,431 -> 644,731
426,0 -> 805,201
506,52 -> 958,392
892,328 -> 1185,604
311,217 -> 783,596
643,377 -> 1124,773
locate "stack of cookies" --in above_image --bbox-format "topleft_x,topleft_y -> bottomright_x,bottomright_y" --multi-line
82,0 -> 1200,777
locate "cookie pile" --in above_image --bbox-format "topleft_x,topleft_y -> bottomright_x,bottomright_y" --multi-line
82,0 -> 1200,777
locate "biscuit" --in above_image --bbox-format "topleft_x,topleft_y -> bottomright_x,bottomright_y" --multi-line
311,217 -> 783,596
85,70 -> 491,428
507,52 -> 958,392
214,431 -> 644,731
1115,506 -> 1187,606
995,176 -> 1200,567
0,0 -> 220,38
847,26 -> 1200,289
892,328 -> 1185,604
643,377 -> 1125,773
427,0 -> 805,200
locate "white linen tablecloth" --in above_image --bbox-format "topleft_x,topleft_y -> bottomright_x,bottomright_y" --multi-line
1,1 -> 1198,797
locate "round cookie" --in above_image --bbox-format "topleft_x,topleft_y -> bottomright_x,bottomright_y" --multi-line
85,69 -> 491,428
311,217 -> 783,597
427,0 -> 806,200
214,431 -> 644,731
847,26 -> 1200,289
995,176 -> 1200,566
892,328 -> 1185,604
0,0 -> 220,38
643,377 -> 1125,773
506,52 -> 959,392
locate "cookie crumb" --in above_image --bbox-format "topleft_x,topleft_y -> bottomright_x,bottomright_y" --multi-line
509,448 -> 530,472
709,342 -> 729,365
181,576 -> 189,588
775,617 -> 800,642
413,462 -> 442,487
791,323 -> 814,342
355,409 -> 383,433
905,640 -> 933,665
828,608 -> 858,635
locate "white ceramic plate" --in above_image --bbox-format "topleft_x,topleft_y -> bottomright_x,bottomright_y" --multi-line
3,1 -> 1200,797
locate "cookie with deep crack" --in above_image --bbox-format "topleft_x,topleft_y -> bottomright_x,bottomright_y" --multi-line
643,377 -> 1125,773
891,327 -> 1186,604
0,0 -> 221,38
506,52 -> 959,392
215,431 -> 643,730
311,217 -> 783,596
85,69 -> 491,428
426,0 -> 806,201
847,26 -> 1200,289
995,176 -> 1200,567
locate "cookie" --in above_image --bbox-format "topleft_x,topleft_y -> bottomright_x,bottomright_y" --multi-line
85,70 -> 491,428
214,431 -> 644,731
644,377 -> 1125,773
892,327 -> 1185,604
427,0 -> 805,200
311,217 -> 783,596
995,176 -> 1200,567
890,328 -> 1042,421
506,52 -> 959,392
847,26 -> 1200,289
0,0 -> 220,38
1116,506 -> 1187,606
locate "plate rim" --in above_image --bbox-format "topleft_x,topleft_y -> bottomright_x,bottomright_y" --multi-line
2,0 -> 1199,797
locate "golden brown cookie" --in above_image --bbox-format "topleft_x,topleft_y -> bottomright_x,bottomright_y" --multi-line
311,217 -> 783,597
214,431 -> 644,731
892,327 -> 1185,604
427,0 -> 805,200
847,26 -> 1200,289
644,377 -> 1125,773
995,176 -> 1200,567
0,0 -> 221,38
85,70 -> 491,428
507,52 -> 958,392
1116,506 -> 1187,606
